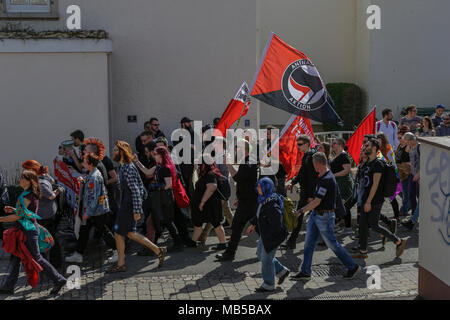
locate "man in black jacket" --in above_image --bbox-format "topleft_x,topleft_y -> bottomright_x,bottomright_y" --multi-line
216,139 -> 258,261
281,135 -> 318,250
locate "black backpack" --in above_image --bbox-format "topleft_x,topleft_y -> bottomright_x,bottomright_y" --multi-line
216,176 -> 231,201
382,160 -> 399,198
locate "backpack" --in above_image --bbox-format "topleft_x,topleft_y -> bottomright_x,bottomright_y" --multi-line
216,176 -> 231,201
282,197 -> 297,232
382,160 -> 399,197
376,120 -> 395,132
172,175 -> 190,209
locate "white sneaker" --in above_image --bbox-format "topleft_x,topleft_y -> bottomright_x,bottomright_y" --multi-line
65,252 -> 83,263
108,251 -> 118,263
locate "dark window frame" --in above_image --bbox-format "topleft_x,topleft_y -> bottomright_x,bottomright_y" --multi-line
0,0 -> 59,20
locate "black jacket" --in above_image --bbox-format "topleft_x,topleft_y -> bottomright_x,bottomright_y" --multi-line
250,196 -> 288,253
291,149 -> 318,197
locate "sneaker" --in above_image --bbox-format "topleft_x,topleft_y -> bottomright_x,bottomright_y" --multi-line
65,252 -> 83,263
255,286 -> 274,293
215,251 -> 235,262
108,251 -> 118,263
343,265 -> 360,279
290,272 -> 311,281
395,239 -> 407,258
278,269 -> 290,285
401,220 -> 415,231
280,241 -> 296,250
211,243 -> 227,251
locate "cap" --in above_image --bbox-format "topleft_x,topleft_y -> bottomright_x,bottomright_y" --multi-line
436,104 -> 445,110
180,117 -> 192,124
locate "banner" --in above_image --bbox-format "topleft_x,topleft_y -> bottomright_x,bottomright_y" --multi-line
272,114 -> 317,180
250,33 -> 343,125
345,107 -> 376,165
214,82 -> 251,137
53,158 -> 80,212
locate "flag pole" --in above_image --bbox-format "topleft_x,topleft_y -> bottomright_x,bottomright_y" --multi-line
268,113 -> 297,153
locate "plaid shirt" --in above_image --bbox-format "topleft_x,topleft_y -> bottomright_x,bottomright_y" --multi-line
118,163 -> 145,215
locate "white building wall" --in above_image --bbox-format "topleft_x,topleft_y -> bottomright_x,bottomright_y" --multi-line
0,45 -> 110,179
369,0 -> 450,119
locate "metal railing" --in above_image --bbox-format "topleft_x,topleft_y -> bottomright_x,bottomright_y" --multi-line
314,131 -> 354,144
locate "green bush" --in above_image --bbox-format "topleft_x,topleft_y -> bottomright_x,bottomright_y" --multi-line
323,83 -> 367,132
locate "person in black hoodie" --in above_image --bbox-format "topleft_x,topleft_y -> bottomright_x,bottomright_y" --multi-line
247,177 -> 290,292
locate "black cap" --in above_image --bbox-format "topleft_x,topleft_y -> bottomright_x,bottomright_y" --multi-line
202,124 -> 213,133
180,117 -> 192,124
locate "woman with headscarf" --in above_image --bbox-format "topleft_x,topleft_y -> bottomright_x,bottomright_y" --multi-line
246,177 -> 290,292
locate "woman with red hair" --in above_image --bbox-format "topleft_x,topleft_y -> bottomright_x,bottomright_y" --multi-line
22,160 -> 63,268
146,146 -> 184,252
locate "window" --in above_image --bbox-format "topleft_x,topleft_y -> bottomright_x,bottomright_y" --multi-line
6,0 -> 50,13
0,0 -> 58,19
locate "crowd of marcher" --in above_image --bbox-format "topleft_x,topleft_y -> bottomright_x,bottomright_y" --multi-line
0,104 -> 447,295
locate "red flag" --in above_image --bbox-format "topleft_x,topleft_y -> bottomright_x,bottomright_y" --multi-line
250,33 -> 343,125
214,82 -> 251,137
273,114 -> 317,180
345,107 -> 376,165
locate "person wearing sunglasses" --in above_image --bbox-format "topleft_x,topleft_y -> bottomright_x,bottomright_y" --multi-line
280,135 -> 318,250
148,117 -> 166,140
435,113 -> 450,137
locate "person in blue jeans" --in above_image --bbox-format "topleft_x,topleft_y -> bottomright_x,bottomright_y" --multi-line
290,152 -> 360,280
247,178 -> 290,292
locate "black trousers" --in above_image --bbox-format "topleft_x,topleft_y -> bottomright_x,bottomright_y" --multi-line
39,217 -> 63,269
287,193 -> 309,244
359,203 -> 400,251
225,199 -> 258,255
173,207 -> 191,244
76,214 -> 116,254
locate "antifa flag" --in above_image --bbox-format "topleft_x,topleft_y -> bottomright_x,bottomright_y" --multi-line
345,107 -> 376,165
214,82 -> 251,137
271,114 -> 317,181
250,33 -> 343,125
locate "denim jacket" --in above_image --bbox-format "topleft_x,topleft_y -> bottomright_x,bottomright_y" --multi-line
82,168 -> 109,217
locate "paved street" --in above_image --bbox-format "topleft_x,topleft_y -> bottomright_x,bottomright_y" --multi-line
0,201 -> 419,300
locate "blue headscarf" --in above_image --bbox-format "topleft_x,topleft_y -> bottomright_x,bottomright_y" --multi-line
257,177 -> 284,211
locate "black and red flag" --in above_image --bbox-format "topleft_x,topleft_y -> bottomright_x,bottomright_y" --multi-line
250,33 -> 343,125
214,82 -> 251,137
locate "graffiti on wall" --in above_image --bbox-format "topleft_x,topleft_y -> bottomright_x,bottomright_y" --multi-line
425,148 -> 450,245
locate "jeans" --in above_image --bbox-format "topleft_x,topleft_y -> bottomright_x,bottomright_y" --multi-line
3,228 -> 66,290
400,176 -> 411,214
359,203 -> 400,251
411,204 -> 419,223
256,237 -> 288,290
300,211 -> 355,275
